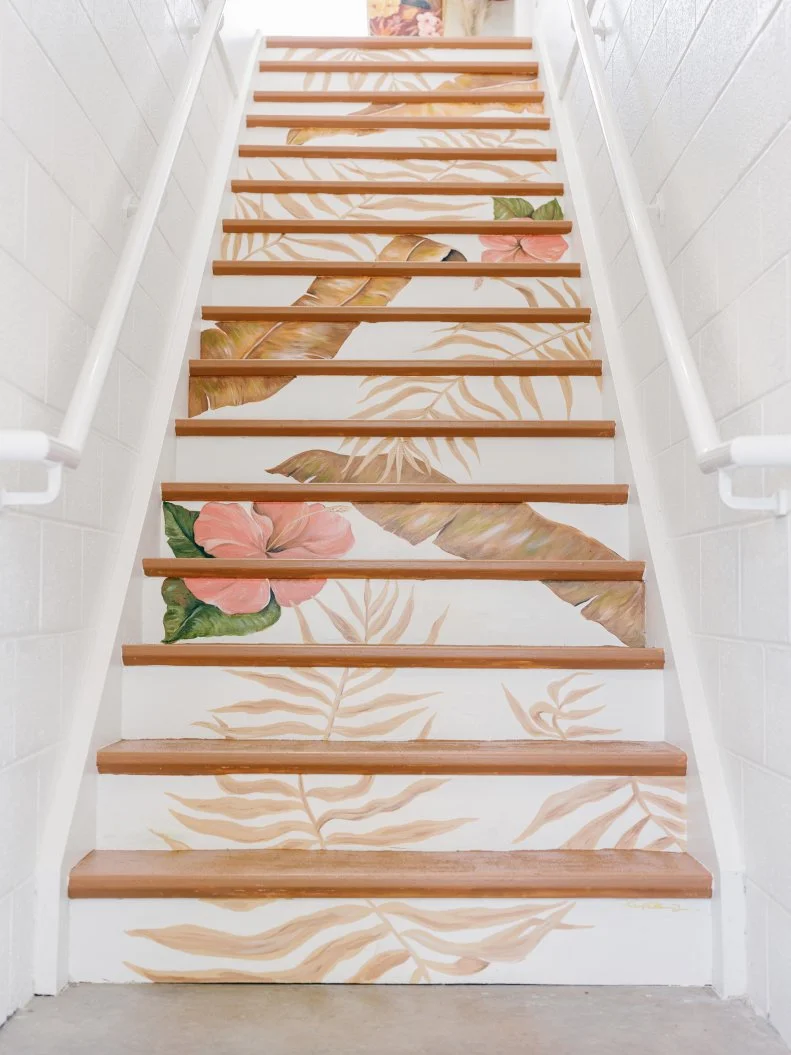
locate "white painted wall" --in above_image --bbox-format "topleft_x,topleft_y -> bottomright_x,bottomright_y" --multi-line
536,0 -> 791,1042
0,0 -> 236,1023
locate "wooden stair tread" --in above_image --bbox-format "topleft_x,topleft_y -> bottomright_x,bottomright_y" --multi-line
200,307 -> 589,324
222,219 -> 572,234
252,90 -> 545,104
247,115 -> 550,130
188,358 -> 601,377
239,145 -> 557,160
160,482 -> 627,503
231,179 -> 562,196
96,739 -> 685,776
122,645 -> 664,669
174,419 -> 615,438
258,60 -> 540,74
262,36 -> 534,49
69,849 -> 711,899
212,261 -> 581,277
141,558 -> 644,581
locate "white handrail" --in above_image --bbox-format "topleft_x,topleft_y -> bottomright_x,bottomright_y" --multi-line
0,0 -> 235,509
560,0 -> 791,515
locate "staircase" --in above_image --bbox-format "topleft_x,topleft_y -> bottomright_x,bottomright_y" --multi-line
68,35 -> 712,986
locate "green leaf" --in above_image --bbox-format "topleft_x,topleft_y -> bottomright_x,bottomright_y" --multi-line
531,198 -> 565,221
492,197 -> 534,220
161,578 -> 281,643
163,501 -> 211,559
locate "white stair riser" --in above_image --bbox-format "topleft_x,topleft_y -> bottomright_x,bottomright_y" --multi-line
246,101 -> 544,118
158,501 -> 630,561
97,773 -> 686,853
143,576 -> 634,647
235,156 -> 560,182
188,374 -> 604,423
218,231 -> 573,267
175,437 -> 615,486
121,667 -> 664,742
209,274 -> 580,308
199,320 -> 590,367
259,47 -> 537,62
243,127 -> 554,149
69,897 -> 711,985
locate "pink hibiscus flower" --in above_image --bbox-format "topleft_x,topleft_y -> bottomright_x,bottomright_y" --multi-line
183,501 -> 354,615
480,232 -> 569,264
416,11 -> 442,35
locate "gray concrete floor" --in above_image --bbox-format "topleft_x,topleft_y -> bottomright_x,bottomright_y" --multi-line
0,985 -> 788,1054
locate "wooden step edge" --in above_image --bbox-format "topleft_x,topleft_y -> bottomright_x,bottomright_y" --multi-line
221,219 -> 573,234
262,36 -> 534,49
68,849 -> 711,899
258,61 -> 540,73
188,358 -> 601,378
211,261 -> 582,278
238,145 -> 558,160
141,558 -> 644,581
174,419 -> 615,438
246,115 -> 551,129
230,179 -> 563,196
159,483 -> 628,504
96,739 -> 685,776
200,307 -> 590,324
252,90 -> 545,103
122,645 -> 664,670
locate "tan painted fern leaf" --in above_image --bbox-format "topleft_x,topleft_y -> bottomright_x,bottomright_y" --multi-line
503,673 -> 620,740
513,777 -> 687,851
125,897 -> 584,983
194,580 -> 447,741
159,771 -> 471,852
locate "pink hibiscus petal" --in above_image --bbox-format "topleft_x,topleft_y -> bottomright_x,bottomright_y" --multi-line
479,234 -> 521,251
271,578 -> 327,607
253,501 -> 355,559
184,577 -> 272,615
517,233 -> 569,263
192,502 -> 272,559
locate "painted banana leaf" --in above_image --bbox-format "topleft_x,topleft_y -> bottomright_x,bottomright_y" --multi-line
269,449 -> 646,647
287,75 -> 543,146
191,235 -> 465,416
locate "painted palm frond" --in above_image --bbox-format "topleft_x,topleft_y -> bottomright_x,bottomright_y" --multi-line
126,897 -> 583,983
503,673 -> 620,740
194,580 -> 447,741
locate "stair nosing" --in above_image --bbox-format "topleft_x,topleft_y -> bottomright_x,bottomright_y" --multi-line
96,739 -> 686,776
212,261 -> 581,277
251,90 -> 545,103
122,645 -> 664,670
174,419 -> 614,438
230,180 -> 563,196
221,219 -> 573,234
247,115 -> 550,130
188,358 -> 601,377
160,483 -> 627,504
142,558 -> 643,581
200,307 -> 590,324
68,848 -> 712,900
262,36 -> 534,49
238,146 -> 558,160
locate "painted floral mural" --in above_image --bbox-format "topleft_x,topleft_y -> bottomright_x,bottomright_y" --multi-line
160,500 -> 354,641
368,0 -> 445,37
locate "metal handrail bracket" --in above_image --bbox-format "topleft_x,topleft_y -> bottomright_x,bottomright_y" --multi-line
560,0 -> 791,515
